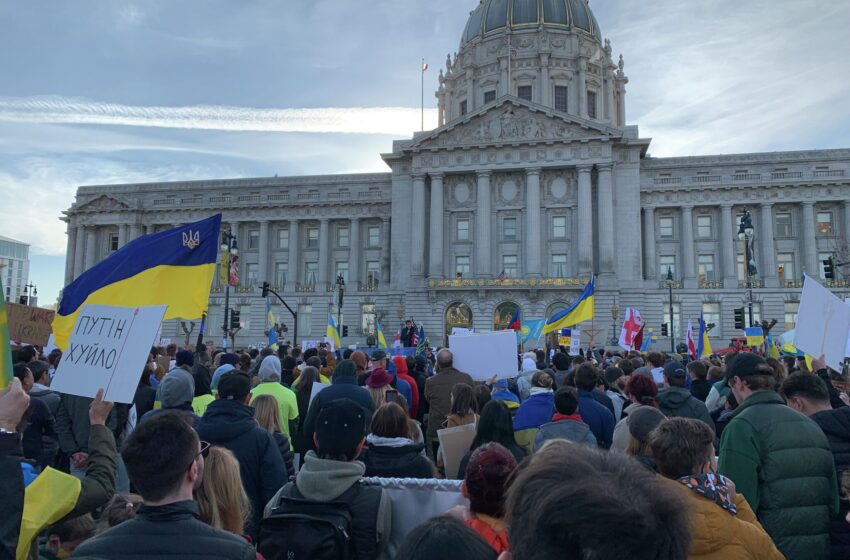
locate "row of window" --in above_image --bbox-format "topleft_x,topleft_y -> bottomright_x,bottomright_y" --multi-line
657,210 -> 837,240
460,85 -> 598,118
454,215 -> 567,242
659,251 -> 834,282
237,260 -> 383,287
454,253 -> 568,278
664,302 -> 799,336
251,225 -> 382,251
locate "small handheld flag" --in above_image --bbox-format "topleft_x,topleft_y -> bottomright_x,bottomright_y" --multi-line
745,326 -> 765,347
415,326 -> 427,357
697,314 -> 713,359
376,320 -> 388,349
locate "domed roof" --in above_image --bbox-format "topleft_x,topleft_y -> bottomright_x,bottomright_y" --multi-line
461,0 -> 602,46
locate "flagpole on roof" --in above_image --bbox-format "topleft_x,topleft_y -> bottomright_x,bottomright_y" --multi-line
421,58 -> 427,131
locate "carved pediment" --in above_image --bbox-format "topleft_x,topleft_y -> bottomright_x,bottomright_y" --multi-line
76,194 -> 131,212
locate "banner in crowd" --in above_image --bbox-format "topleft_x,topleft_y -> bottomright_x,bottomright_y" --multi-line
51,304 -> 167,403
6,302 -> 54,347
449,330 -> 519,381
794,275 -> 850,371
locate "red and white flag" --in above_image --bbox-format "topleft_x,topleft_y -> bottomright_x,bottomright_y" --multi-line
393,330 -> 401,349
618,308 -> 643,350
686,320 -> 697,359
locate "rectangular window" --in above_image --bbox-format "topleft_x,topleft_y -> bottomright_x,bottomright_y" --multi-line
701,303 -> 720,332
368,226 -> 380,247
750,302 -> 762,326
818,252 -> 833,278
663,303 -> 681,338
659,217 -> 674,238
503,217 -> 517,240
484,90 -> 496,104
248,230 -> 260,250
335,261 -> 349,283
552,254 -> 567,277
337,226 -> 350,247
775,212 -> 792,237
817,212 -> 833,235
456,256 -> 471,277
457,219 -> 470,241
552,216 -> 567,239
366,261 -> 381,285
277,228 -> 289,249
307,227 -> 319,248
697,215 -> 713,238
784,302 -> 799,330
460,100 -> 468,116
554,86 -> 568,112
698,255 -> 715,283
659,255 -> 676,280
274,263 -> 287,286
517,85 -> 532,102
502,255 -> 518,278
777,253 -> 795,281
297,304 -> 313,336
587,90 -> 598,119
109,234 -> 119,252
305,262 -> 318,285
244,263 -> 257,286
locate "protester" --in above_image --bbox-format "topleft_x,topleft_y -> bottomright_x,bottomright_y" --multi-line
292,365 -> 320,454
395,516 -> 496,560
249,355 -> 299,441
516,353 -> 539,401
551,352 -> 571,388
649,417 -> 784,559
251,395 -> 295,477
504,441 -> 692,559
359,402 -> 435,478
392,355 -> 420,419
457,400 -> 527,479
133,368 -> 157,421
512,371 -> 555,451
657,361 -> 715,431
366,368 -> 393,409
624,406 -> 666,471
211,363 -> 236,393
533,385 -> 596,451
100,493 -> 143,529
42,514 -> 97,559
73,410 -> 256,559
140,368 -> 199,425
424,349 -> 474,458
719,353 -> 838,559
603,366 -> 628,421
280,356 -> 297,387
260,398 -> 391,560
408,355 -> 429,423
195,446 -> 252,537
192,364 -> 216,417
781,371 -> 850,558
688,360 -> 712,402
446,384 -> 479,428
13,363 -> 56,469
489,379 -> 520,412
573,364 -> 615,448
196,372 -> 286,539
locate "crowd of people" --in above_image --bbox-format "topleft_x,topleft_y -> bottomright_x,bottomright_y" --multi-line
3,336 -> 850,559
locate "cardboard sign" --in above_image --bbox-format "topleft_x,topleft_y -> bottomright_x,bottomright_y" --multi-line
437,423 -> 477,480
7,302 -> 54,346
50,304 -> 167,404
794,276 -> 850,371
449,330 -> 519,381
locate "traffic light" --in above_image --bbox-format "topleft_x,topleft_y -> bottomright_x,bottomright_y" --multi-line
661,323 -> 669,337
823,257 -> 835,280
230,309 -> 241,330
261,281 -> 270,298
342,325 -> 349,337
734,307 -> 745,330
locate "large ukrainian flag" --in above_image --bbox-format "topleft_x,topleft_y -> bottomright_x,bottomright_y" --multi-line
52,214 -> 222,350
543,276 -> 596,335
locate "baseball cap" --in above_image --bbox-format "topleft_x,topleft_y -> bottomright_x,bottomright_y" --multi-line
628,406 -> 667,442
315,398 -> 367,457
217,372 -> 251,401
663,361 -> 687,381
370,349 -> 388,362
159,370 -> 195,408
725,353 -> 770,380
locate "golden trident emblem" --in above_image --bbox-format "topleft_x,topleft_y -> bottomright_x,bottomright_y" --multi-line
182,229 -> 200,250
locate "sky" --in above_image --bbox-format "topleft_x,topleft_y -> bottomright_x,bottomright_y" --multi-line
1,0 -> 849,305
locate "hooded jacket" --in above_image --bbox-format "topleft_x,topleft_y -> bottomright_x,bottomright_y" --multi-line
196,399 -> 286,539
657,387 -> 715,432
577,389 -> 615,448
810,406 -> 850,559
533,414 -> 597,451
359,435 -> 434,478
392,356 -> 420,419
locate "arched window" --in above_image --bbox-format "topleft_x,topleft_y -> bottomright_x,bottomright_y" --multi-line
445,302 -> 473,342
545,301 -> 569,320
493,302 -> 520,330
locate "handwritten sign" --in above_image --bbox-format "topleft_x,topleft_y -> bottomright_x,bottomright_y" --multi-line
7,302 -> 54,346
794,276 -> 850,372
50,304 -> 167,403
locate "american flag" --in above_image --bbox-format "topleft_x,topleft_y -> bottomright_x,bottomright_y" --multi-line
409,321 -> 419,347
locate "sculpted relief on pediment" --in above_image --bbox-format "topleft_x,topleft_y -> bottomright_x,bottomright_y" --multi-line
76,194 -> 131,213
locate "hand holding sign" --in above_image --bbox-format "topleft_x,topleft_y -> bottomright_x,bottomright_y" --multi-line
89,388 -> 114,426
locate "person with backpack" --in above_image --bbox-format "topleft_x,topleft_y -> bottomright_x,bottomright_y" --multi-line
259,398 -> 392,560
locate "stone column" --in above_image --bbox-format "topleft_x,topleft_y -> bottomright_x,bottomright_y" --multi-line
258,220 -> 270,285
428,173 -> 445,279
74,226 -> 85,278
759,204 -> 777,285
129,224 -> 142,241
597,165 -> 615,274
500,58 -> 509,96
577,57 -> 587,118
411,175 -> 427,278
350,218 -> 360,287
525,169 -> 542,276
604,74 -> 614,123
318,218 -> 330,285
84,227 -> 97,271
577,166 -> 593,274
381,217 -> 391,283
288,220 -> 300,287
845,201 -> 850,247
802,202 -> 818,278
643,208 -> 656,280
117,224 -> 128,248
720,204 -> 737,287
540,54 -> 550,106
65,223 -> 77,285
681,206 -> 696,286
476,171 -> 492,277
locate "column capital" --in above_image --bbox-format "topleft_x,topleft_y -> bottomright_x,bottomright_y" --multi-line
526,167 -> 542,177
681,205 -> 694,213
429,172 -> 445,180
476,170 -> 492,179
412,173 -> 427,182
258,219 -> 270,224
577,165 -> 593,174
596,163 -> 614,172
759,202 -> 774,208
720,203 -> 734,210
801,201 -> 815,208
319,217 -> 330,224
349,217 -> 360,224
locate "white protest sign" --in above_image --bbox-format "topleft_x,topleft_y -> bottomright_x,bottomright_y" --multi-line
323,337 -> 336,351
451,327 -> 474,336
449,330 -> 519,381
846,298 -> 850,358
51,305 -> 168,404
309,382 -> 330,405
302,340 -> 319,351
793,276 -> 850,371
570,329 -> 581,356
159,338 -> 172,346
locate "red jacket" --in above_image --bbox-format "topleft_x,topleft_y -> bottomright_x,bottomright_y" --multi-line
392,356 -> 420,418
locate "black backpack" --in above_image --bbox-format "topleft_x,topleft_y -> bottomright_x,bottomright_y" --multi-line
258,484 -> 354,560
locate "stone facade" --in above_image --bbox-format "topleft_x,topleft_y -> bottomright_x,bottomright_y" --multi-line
62,1 -> 850,349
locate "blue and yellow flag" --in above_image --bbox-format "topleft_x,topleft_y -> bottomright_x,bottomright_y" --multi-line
745,326 -> 765,347
543,276 -> 595,334
518,319 -> 545,345
0,278 -> 12,390
639,328 -> 657,352
52,215 -> 222,350
697,314 -> 713,358
326,314 -> 342,349
376,320 -> 388,349
266,299 -> 278,349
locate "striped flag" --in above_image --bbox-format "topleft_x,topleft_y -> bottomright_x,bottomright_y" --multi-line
686,320 -> 697,360
266,298 -> 278,349
376,320 -> 388,349
415,326 -> 427,357
0,278 -> 12,389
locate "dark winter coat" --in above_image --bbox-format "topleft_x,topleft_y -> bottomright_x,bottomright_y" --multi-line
301,374 -> 374,452
533,417 -> 597,451
271,431 -> 295,478
719,390 -> 839,560
810,406 -> 850,560
196,399 -> 286,539
657,386 -> 715,432
690,379 -> 713,402
577,390 -> 615,448
359,441 -> 434,479
73,501 -> 256,560
133,384 -> 157,420
20,397 -> 55,466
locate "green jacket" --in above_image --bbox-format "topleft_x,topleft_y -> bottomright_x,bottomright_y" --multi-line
719,390 -> 838,560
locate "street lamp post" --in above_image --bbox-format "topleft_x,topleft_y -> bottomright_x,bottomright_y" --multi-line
220,230 -> 238,348
20,283 -> 37,306
336,273 -> 345,340
666,267 -> 675,353
609,304 -> 620,346
738,209 -> 756,328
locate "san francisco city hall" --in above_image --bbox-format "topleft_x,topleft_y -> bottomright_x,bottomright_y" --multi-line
61,0 -> 850,349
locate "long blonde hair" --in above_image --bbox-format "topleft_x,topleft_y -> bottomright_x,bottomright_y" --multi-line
252,394 -> 282,434
368,386 -> 388,409
195,447 -> 251,535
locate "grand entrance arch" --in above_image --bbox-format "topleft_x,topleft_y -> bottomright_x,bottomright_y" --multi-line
444,302 -> 473,344
493,301 -> 520,331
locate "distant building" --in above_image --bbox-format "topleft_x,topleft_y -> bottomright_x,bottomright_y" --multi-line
62,0 -> 850,349
0,235 -> 30,304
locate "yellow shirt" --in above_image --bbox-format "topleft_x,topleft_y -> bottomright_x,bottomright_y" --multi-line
250,382 -> 299,439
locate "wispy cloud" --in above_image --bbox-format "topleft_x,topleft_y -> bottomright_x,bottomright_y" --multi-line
0,96 -> 439,135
